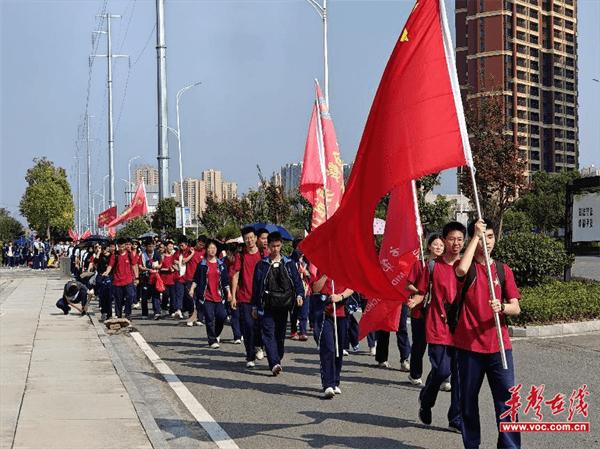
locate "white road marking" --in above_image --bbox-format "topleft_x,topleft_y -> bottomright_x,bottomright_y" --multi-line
130,331 -> 240,449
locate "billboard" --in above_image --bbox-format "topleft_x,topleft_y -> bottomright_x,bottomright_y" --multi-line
572,192 -> 600,243
175,207 -> 192,228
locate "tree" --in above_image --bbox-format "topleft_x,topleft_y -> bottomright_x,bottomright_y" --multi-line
115,217 -> 152,239
513,170 -> 580,233
0,208 -> 24,241
459,95 -> 528,236
421,195 -> 456,235
151,198 -> 179,236
19,157 -> 74,239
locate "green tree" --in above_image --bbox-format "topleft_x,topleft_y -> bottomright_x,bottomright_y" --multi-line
0,208 -> 24,241
151,198 -> 179,236
19,158 -> 74,238
502,209 -> 534,234
459,95 -> 528,235
513,170 -> 580,233
115,217 -> 152,239
421,195 -> 456,234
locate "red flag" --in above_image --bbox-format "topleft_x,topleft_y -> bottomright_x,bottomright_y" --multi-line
107,181 -> 148,227
300,0 -> 470,300
68,228 -> 79,241
108,227 -> 116,238
98,206 -> 117,227
80,229 -> 92,240
299,80 -> 345,230
358,182 -> 421,340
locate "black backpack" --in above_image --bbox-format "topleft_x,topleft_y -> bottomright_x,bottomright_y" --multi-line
421,259 -> 436,313
264,261 -> 294,310
447,261 -> 506,333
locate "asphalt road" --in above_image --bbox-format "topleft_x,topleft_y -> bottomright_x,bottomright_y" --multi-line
130,313 -> 600,449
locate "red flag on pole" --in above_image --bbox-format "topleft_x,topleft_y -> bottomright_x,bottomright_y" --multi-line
358,182 -> 421,340
80,229 -> 92,240
299,80 -> 345,230
107,181 -> 148,228
98,206 -> 117,228
68,228 -> 79,241
300,0 -> 471,301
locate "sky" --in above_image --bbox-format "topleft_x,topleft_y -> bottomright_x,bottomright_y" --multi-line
1,0 -> 599,228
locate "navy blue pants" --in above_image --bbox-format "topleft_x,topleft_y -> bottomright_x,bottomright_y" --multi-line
457,349 -> 520,449
419,344 -> 462,427
193,295 -> 206,323
345,313 -> 360,349
228,303 -> 242,340
290,298 -> 309,335
113,284 -> 136,318
182,281 -> 195,314
97,275 -> 112,317
409,316 -> 427,379
165,283 -> 184,312
375,304 -> 411,363
141,281 -> 161,315
204,300 -> 227,345
238,303 -> 256,362
260,308 -> 289,369
318,316 -> 347,390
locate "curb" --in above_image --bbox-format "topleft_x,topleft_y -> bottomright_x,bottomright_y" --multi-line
509,319 -> 600,338
88,312 -> 170,449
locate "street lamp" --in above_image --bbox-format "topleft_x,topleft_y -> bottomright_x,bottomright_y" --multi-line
161,81 -> 201,236
128,156 -> 141,205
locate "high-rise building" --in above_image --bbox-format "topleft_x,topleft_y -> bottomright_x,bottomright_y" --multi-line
173,178 -> 208,219
135,165 -> 160,186
343,163 -> 353,184
202,169 -> 223,201
280,163 -> 303,197
222,182 -> 238,201
455,0 -> 578,173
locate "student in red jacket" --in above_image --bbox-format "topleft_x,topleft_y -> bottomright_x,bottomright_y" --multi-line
454,219 -> 521,449
102,237 -> 139,319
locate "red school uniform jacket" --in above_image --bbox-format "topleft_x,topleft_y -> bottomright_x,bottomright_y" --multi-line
232,250 -> 263,304
415,257 -> 459,346
453,261 -> 520,354
108,251 -> 135,287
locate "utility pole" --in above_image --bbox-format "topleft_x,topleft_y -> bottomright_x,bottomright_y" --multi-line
73,152 -> 81,235
156,0 -> 170,201
85,115 -> 94,233
91,13 -> 128,208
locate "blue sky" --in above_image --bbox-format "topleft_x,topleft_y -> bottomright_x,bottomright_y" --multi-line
1,0 -> 599,227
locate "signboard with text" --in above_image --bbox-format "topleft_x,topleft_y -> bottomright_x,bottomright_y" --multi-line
572,192 -> 600,242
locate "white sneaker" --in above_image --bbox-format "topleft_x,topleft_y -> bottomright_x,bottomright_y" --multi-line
255,348 -> 265,360
378,361 -> 391,369
272,364 -> 282,376
370,346 -> 377,356
194,321 -> 204,326
408,375 -> 423,386
400,360 -> 411,372
440,381 -> 452,392
186,321 -> 194,327
333,386 -> 342,394
133,302 -> 141,310
210,342 -> 220,349
216,336 -> 220,343
246,361 -> 255,368
323,387 -> 335,399
233,339 -> 242,344
342,349 -> 349,356
174,310 -> 184,319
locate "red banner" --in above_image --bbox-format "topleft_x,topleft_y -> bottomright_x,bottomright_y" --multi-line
98,206 -> 117,227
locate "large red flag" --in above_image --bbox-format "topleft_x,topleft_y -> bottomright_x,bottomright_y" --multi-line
299,80 -> 345,230
300,0 -> 471,300
98,206 -> 117,228
107,181 -> 148,227
358,182 -> 421,340
80,229 -> 92,240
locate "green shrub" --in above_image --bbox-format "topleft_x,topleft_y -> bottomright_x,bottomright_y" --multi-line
508,280 -> 600,326
494,232 -> 573,287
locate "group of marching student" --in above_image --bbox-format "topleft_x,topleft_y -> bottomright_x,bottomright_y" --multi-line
402,219 -> 522,449
64,218 -> 522,449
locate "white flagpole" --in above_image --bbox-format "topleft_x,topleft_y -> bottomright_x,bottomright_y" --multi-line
411,180 -> 426,267
439,0 -> 507,369
314,81 -> 339,358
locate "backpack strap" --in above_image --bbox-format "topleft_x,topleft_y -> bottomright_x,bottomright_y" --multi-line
495,261 -> 506,300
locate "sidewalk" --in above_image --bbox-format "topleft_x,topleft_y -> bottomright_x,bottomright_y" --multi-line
0,272 -> 152,449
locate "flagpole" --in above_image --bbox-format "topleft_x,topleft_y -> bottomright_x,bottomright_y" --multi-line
411,180 -> 425,267
314,82 -> 339,358
305,0 -> 329,107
